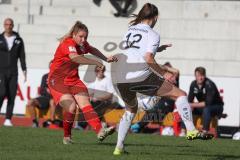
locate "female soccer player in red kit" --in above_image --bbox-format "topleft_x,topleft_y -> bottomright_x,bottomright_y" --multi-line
48,21 -> 117,144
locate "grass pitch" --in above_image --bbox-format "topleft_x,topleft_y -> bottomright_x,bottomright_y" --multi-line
0,127 -> 239,160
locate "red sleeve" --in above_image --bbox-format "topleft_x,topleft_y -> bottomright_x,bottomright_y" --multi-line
61,40 -> 78,56
83,41 -> 91,54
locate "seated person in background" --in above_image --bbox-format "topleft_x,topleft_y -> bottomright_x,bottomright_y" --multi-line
188,67 -> 224,133
75,66 -> 115,129
88,66 -> 115,119
27,73 -> 55,127
93,0 -> 135,17
109,0 -> 134,17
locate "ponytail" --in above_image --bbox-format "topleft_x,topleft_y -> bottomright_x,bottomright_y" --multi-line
59,21 -> 88,42
130,3 -> 158,26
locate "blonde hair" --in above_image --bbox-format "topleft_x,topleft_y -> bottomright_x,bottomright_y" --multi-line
59,21 -> 88,42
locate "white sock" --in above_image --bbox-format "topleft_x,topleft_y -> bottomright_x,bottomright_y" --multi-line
175,96 -> 195,132
116,110 -> 135,149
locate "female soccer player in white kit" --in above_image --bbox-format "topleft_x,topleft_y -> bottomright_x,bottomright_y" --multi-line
113,3 -> 212,155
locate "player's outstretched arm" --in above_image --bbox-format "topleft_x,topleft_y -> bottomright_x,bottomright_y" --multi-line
69,53 -> 104,69
89,46 -> 118,63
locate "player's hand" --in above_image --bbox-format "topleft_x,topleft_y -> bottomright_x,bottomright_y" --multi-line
23,70 -> 27,82
157,44 -> 172,52
106,56 -> 118,63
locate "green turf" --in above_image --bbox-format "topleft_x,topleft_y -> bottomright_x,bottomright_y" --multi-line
0,127 -> 239,160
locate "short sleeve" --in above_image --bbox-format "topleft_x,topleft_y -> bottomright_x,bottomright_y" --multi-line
146,32 -> 160,54
61,40 -> 78,56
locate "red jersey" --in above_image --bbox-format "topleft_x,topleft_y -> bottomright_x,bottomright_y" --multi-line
49,38 -> 91,85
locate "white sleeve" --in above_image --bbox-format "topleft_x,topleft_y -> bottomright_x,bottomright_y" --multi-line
88,82 -> 94,89
106,78 -> 115,94
146,32 -> 160,54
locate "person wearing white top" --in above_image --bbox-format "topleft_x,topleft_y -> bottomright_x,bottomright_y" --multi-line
75,66 -> 116,130
88,66 -> 115,118
112,3 -> 213,156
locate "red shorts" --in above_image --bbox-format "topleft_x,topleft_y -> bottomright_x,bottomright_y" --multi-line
48,75 -> 88,105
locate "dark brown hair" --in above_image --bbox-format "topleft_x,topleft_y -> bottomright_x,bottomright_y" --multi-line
59,21 -> 88,42
95,65 -> 105,73
130,3 -> 158,26
195,67 -> 206,76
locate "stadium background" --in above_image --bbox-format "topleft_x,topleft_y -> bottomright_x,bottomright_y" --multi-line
0,0 -> 239,131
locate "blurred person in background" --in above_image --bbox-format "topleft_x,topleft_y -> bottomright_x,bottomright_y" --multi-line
27,62 -> 55,128
188,67 -> 224,134
93,0 -> 135,17
88,66 -> 115,120
74,65 -> 116,129
109,0 -> 134,17
93,0 -> 102,7
0,18 -> 27,126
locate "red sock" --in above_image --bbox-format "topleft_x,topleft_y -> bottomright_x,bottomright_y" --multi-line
173,111 -> 181,136
82,105 -> 102,133
63,111 -> 75,137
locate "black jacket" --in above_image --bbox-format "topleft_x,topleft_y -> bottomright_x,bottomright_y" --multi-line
188,78 -> 224,106
0,31 -> 26,74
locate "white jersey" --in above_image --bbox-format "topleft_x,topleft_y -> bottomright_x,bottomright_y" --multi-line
114,23 -> 160,83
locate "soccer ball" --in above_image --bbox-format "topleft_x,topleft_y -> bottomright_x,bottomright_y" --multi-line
161,126 -> 174,136
138,95 -> 161,111
232,131 -> 240,140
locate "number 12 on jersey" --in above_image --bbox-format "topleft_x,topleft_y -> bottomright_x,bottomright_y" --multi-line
125,33 -> 142,49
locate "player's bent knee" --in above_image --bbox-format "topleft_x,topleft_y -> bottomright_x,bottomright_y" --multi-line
180,90 -> 187,97
175,88 -> 187,97
59,99 -> 76,113
75,97 -> 91,109
63,104 -> 76,114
